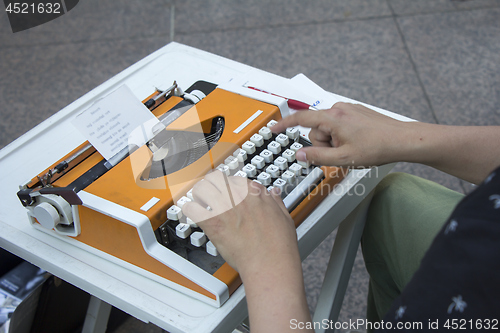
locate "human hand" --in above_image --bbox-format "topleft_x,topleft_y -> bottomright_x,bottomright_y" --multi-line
271,102 -> 411,168
182,171 -> 300,276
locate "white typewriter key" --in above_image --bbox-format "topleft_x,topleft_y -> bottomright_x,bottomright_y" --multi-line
224,156 -> 239,170
175,223 -> 191,239
267,141 -> 281,154
259,149 -> 274,163
250,133 -> 264,147
259,126 -> 272,140
190,231 -> 207,247
233,148 -> 242,157
257,172 -> 272,186
251,155 -> 265,169
236,149 -> 248,163
267,185 -> 275,192
242,163 -> 257,177
216,164 -> 230,176
267,119 -> 278,128
298,159 -> 311,168
282,149 -> 296,162
290,142 -> 303,152
242,141 -> 256,154
273,178 -> 287,192
283,167 -> 324,211
289,163 -> 303,176
234,170 -> 248,177
167,205 -> 182,220
282,170 -> 296,184
253,179 -> 262,185
176,196 -> 192,208
302,167 -> 314,175
286,127 -> 300,140
274,156 -> 288,170
186,188 -> 194,200
206,241 -> 218,256
276,133 -> 289,147
186,217 -> 198,228
266,164 -> 280,178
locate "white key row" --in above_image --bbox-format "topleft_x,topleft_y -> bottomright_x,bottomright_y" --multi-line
234,140 -> 302,164
241,135 -> 293,155
264,120 -> 299,141
165,205 -> 218,255
174,223 -> 218,256
164,124 -> 301,256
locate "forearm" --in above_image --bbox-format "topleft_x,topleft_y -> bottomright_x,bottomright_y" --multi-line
272,104 -> 500,184
396,122 -> 500,184
240,257 -> 314,333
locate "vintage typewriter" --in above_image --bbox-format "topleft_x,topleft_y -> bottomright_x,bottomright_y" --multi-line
17,81 -> 346,307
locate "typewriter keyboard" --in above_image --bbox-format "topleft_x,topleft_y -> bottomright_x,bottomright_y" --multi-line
155,120 -> 326,273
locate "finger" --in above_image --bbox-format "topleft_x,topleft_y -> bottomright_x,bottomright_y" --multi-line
182,200 -> 214,224
191,178 -> 225,211
203,170 -> 242,213
308,128 -> 333,147
270,110 -> 330,133
203,170 -> 230,193
227,176 -> 252,205
296,145 -> 351,167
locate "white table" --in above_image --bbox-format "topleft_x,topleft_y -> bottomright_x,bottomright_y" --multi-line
0,42 -> 404,333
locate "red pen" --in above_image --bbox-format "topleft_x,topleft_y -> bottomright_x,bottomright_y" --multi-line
246,86 -> 318,110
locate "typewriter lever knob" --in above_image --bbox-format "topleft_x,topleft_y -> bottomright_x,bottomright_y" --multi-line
183,90 -> 206,104
33,202 -> 61,229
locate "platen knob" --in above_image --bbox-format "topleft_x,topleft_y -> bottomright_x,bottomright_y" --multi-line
34,202 -> 60,229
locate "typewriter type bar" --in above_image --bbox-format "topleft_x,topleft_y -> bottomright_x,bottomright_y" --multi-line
17,81 -> 346,307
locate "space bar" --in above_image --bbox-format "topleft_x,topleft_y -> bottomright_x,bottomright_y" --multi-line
283,167 -> 324,211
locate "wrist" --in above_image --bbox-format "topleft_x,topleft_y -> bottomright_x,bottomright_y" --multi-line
385,121 -> 437,165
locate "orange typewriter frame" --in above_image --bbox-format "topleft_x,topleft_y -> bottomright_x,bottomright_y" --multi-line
23,88 -> 346,306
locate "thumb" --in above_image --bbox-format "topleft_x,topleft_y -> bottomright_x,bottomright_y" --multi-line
296,146 -> 350,167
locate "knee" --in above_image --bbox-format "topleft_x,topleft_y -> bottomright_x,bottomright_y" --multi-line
373,172 -> 415,198
366,172 -> 415,226
361,173 -> 417,258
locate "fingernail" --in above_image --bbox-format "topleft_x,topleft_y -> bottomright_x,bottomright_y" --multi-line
296,150 -> 307,162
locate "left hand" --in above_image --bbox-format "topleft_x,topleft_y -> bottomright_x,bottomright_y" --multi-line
183,171 -> 314,332
182,171 -> 299,276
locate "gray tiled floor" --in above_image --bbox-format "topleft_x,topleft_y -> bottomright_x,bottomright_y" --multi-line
1,0 -> 499,332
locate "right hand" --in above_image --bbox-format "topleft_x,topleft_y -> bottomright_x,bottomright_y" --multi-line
271,102 -> 411,168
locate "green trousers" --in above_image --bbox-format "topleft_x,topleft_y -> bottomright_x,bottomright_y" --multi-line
361,172 -> 465,326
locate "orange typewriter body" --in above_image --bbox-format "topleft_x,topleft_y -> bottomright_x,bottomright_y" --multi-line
20,86 -> 346,306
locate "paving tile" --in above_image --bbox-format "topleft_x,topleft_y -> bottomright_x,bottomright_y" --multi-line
388,0 -> 500,16
388,0 -> 457,15
398,8 -> 500,126
337,247 -> 369,332
303,230 -> 368,330
1,0 -> 172,47
303,231 -> 336,313
0,38 -> 168,149
452,0 -> 500,10
174,0 -> 391,34
177,18 -> 436,123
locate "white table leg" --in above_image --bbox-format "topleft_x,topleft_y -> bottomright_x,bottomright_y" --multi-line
82,295 -> 112,333
312,191 -> 374,333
